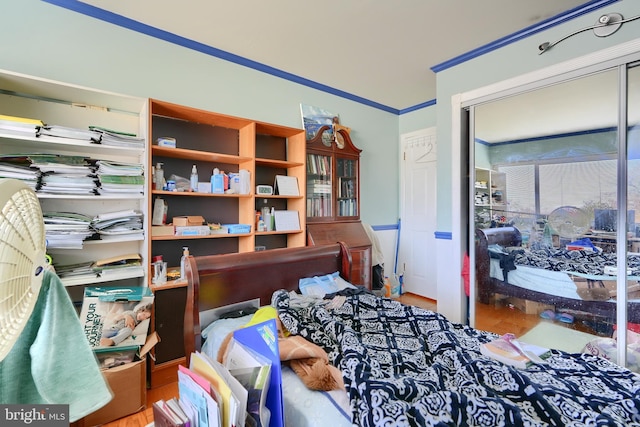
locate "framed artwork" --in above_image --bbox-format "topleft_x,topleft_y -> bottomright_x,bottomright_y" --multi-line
300,103 -> 337,145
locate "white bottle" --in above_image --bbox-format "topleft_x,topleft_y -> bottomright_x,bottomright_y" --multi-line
155,163 -> 165,191
180,246 -> 190,281
190,164 -> 198,192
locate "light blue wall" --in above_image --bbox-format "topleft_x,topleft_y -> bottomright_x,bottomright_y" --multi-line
399,106 -> 436,135
1,0 -> 400,226
5,2 -> 638,239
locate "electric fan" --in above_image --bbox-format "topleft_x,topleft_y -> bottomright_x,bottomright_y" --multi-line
0,178 -> 47,361
547,206 -> 590,240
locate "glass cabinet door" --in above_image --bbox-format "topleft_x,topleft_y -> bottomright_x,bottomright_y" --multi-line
337,157 -> 358,218
306,153 -> 332,219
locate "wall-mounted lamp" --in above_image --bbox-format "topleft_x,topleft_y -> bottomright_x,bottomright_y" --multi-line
538,12 -> 640,55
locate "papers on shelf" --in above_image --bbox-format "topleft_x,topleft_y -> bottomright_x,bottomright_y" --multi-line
43,211 -> 94,249
273,210 -> 300,231
96,160 -> 144,176
96,160 -> 144,195
0,162 -> 40,189
273,175 -> 299,196
91,210 -> 143,239
37,125 -> 101,142
89,126 -> 145,148
0,114 -> 43,136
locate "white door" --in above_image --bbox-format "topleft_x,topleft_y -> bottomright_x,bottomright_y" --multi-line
398,128 -> 437,299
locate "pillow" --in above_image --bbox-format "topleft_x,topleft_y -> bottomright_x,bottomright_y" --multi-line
299,271 -> 356,297
201,315 -> 251,359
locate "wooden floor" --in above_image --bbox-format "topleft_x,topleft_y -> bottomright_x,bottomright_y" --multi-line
101,292 -> 592,426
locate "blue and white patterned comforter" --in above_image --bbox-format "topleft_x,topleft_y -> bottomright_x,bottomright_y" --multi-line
273,290 -> 640,426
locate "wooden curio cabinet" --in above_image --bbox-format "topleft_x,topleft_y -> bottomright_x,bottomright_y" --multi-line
306,125 -> 361,223
306,125 -> 371,289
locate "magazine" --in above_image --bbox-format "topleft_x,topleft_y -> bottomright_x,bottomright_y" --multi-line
480,337 -> 551,369
79,286 -> 154,351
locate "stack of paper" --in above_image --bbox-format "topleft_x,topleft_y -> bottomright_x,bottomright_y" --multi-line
31,154 -> 97,195
91,209 -> 144,241
0,162 -> 40,190
43,211 -> 94,249
0,114 -> 43,137
92,253 -> 144,278
54,261 -> 96,280
95,160 -> 144,195
37,124 -> 101,142
89,126 -> 145,148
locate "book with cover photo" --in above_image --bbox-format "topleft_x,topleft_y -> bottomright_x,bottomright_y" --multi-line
80,286 -> 154,351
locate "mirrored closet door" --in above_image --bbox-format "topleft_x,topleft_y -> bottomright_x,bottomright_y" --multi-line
471,62 -> 640,370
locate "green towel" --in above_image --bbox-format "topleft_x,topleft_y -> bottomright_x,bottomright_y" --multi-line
0,269 -> 113,421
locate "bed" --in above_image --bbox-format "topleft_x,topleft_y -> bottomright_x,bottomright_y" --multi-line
476,226 -> 640,324
184,242 -> 640,426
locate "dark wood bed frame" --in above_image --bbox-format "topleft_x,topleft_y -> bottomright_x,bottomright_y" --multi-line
183,242 -> 351,364
476,226 -> 640,323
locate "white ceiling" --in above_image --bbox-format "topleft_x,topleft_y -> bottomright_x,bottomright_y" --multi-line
80,0 -> 592,111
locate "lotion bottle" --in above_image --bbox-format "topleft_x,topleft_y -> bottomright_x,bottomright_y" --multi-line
180,246 -> 190,281
211,168 -> 224,194
190,164 -> 198,192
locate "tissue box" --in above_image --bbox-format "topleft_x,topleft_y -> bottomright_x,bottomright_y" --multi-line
175,225 -> 210,236
156,137 -> 176,148
173,215 -> 205,226
225,224 -> 252,234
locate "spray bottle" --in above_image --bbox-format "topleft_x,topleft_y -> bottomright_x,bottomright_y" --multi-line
190,165 -> 198,192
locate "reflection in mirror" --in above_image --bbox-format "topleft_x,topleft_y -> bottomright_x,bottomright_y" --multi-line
471,68 -> 640,371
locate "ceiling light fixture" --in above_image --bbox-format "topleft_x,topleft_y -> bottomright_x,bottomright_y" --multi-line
538,12 -> 640,55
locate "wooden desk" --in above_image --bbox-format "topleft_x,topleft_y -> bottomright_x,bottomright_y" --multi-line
307,222 -> 372,289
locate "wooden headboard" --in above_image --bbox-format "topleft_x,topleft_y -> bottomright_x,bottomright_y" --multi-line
183,242 -> 351,363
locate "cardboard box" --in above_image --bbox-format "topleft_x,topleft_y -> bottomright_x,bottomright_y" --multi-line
78,333 -> 158,426
151,224 -> 175,237
173,215 -> 205,226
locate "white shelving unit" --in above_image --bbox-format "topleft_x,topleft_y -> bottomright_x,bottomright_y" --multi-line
0,70 -> 149,304
475,167 -> 507,227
